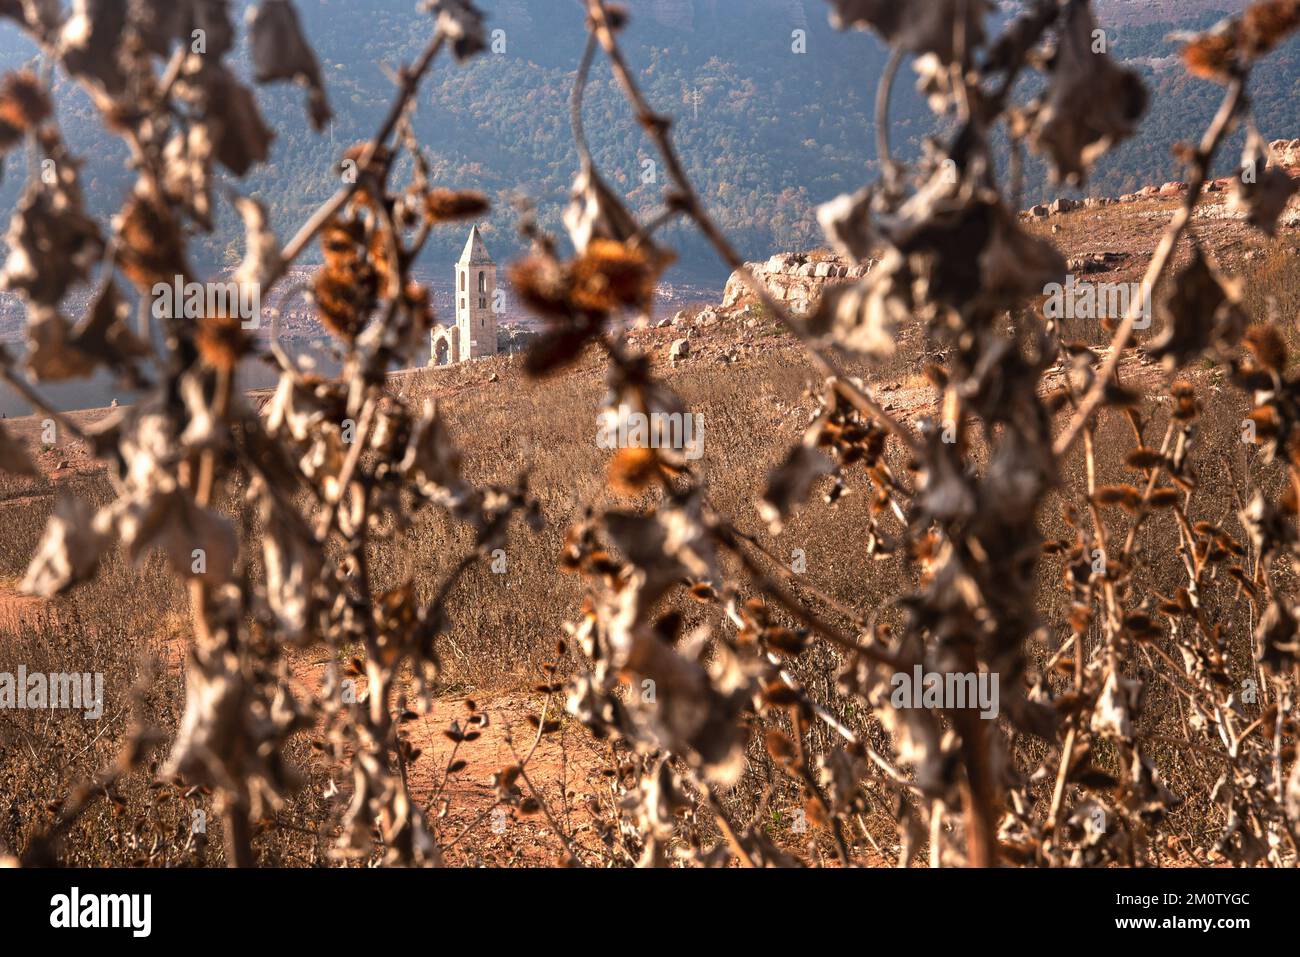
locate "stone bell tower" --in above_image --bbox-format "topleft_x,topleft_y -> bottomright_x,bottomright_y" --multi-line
455,225 -> 497,360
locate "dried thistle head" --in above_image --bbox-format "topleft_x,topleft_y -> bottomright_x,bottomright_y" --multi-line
570,239 -> 661,313
1243,0 -> 1300,57
608,446 -> 665,496
313,215 -> 379,342
1244,322 -> 1288,373
423,188 -> 490,224
1181,22 -> 1241,81
0,70 -> 50,150
116,188 -> 189,292
195,314 -> 254,372
1181,0 -> 1300,80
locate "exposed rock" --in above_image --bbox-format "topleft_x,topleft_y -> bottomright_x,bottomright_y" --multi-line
1269,138 -> 1300,170
669,338 -> 690,361
1159,181 -> 1188,195
721,251 -> 865,316
1049,197 -> 1079,215
1279,198 -> 1300,230
1068,251 -> 1128,274
1194,203 -> 1247,223
1028,203 -> 1049,217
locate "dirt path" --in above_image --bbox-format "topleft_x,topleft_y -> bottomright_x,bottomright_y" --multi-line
0,587 -> 42,634
399,689 -> 606,864
0,588 -> 604,863
275,652 -> 606,864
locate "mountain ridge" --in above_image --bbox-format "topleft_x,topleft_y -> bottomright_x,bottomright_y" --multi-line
0,1 -> 1292,290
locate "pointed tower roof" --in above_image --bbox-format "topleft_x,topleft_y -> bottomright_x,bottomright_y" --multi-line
459,225 -> 493,266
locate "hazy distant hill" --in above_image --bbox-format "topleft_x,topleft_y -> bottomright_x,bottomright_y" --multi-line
1093,0 -> 1247,24
0,1 -> 1294,285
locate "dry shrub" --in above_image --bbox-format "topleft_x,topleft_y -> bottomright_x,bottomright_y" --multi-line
0,0 -> 1297,869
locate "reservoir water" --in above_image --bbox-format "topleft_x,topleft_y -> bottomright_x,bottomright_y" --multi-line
0,339 -> 350,419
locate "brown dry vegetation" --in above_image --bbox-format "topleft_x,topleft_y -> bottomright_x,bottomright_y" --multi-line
2,0 -> 1300,869
1,230 -> 1296,864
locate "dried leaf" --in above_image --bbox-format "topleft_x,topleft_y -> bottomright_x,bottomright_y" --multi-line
0,421 -> 37,476
115,185 -> 189,292
20,496 -> 113,597
758,444 -> 837,535
430,0 -> 487,62
69,281 -> 152,378
826,0 -> 989,66
112,486 -> 238,585
60,0 -> 130,93
1145,244 -> 1245,369
1030,1 -> 1147,185
563,162 -> 642,255
0,70 -> 50,154
423,188 -> 490,224
24,305 -> 98,381
1231,130 -> 1298,235
2,175 -> 104,307
248,0 -> 332,130
1090,670 -> 1141,742
232,194 -> 281,292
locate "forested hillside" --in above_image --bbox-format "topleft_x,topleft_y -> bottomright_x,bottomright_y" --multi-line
1,1 -> 1295,282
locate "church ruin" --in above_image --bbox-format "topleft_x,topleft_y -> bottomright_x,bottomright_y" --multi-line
431,225 -> 498,366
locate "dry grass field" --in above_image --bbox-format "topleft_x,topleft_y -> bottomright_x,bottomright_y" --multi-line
3,0 -> 1300,872
2,205 -> 1297,865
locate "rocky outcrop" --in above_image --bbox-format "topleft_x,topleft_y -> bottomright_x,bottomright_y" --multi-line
1269,138 -> 1300,170
719,136 -> 1300,325
721,252 -> 870,316
1068,251 -> 1129,274
1041,141 -> 1299,214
